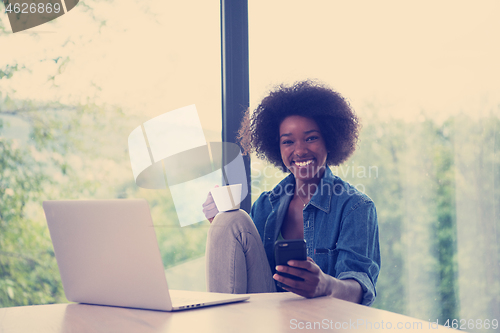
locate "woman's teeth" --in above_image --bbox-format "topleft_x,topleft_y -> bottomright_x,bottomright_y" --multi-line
295,159 -> 313,167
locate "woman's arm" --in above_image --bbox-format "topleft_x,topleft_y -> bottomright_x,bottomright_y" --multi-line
332,200 -> 380,305
326,277 -> 362,303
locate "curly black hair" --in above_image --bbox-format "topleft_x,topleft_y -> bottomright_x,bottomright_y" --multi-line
238,80 -> 360,171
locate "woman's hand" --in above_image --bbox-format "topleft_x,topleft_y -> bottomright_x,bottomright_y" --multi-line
202,186 -> 219,223
273,257 -> 332,298
273,257 -> 363,303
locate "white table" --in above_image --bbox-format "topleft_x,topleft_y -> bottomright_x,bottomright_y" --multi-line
0,292 -> 458,332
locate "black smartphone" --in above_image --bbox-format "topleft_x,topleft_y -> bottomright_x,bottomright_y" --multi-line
274,239 -> 307,287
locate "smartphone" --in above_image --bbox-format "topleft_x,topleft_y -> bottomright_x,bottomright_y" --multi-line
274,239 -> 307,287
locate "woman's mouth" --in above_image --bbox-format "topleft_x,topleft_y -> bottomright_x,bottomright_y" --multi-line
293,159 -> 314,167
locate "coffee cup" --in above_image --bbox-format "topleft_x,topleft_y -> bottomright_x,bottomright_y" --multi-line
210,184 -> 242,212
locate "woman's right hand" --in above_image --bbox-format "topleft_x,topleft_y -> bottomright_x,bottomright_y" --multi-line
202,185 -> 219,223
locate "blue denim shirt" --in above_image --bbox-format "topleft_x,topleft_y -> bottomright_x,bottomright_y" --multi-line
249,167 -> 380,306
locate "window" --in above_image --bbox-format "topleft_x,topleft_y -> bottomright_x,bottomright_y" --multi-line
2,2 -> 499,326
0,0 -> 220,305
249,0 -> 500,327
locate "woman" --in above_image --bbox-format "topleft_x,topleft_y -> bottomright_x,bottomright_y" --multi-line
202,80 -> 380,306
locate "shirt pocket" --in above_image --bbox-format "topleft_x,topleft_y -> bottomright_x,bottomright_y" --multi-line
313,247 -> 339,276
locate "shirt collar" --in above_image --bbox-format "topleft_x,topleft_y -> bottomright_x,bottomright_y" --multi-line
268,167 -> 334,213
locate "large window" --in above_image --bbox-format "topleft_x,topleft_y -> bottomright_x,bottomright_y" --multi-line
0,0 -> 220,305
2,2 -> 499,328
249,0 -> 499,329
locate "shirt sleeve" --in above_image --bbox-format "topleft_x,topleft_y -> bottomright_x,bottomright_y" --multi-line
334,199 -> 380,306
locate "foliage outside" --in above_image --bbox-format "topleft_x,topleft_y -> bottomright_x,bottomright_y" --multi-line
251,110 -> 500,329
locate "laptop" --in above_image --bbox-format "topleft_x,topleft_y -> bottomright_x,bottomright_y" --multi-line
43,199 -> 249,311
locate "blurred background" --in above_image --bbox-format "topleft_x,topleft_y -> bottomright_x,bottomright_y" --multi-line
0,1 -> 498,331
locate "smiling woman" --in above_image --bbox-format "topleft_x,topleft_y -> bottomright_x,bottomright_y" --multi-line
203,80 -> 380,306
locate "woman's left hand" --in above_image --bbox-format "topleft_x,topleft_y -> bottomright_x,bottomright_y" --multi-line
273,257 -> 333,298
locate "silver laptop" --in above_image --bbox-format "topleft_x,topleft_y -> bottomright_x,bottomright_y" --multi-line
43,199 -> 249,311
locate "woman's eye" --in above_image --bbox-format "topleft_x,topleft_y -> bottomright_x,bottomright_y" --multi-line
282,140 -> 293,145
306,136 -> 319,142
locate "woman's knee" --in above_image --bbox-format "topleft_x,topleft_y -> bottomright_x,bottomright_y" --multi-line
210,209 -> 258,236
208,210 -> 254,250
211,209 -> 254,232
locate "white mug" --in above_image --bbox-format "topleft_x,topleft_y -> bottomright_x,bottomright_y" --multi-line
210,184 -> 242,212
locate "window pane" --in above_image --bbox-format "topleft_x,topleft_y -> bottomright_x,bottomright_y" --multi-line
0,0 -> 220,305
249,0 -> 500,326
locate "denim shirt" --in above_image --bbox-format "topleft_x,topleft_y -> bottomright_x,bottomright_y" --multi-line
249,167 -> 380,306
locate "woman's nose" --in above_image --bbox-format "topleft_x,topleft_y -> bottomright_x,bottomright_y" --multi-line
294,141 -> 307,156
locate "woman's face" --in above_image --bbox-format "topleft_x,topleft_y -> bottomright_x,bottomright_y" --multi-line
279,115 -> 328,182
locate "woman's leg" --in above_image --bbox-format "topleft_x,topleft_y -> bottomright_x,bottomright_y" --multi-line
206,209 -> 276,294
